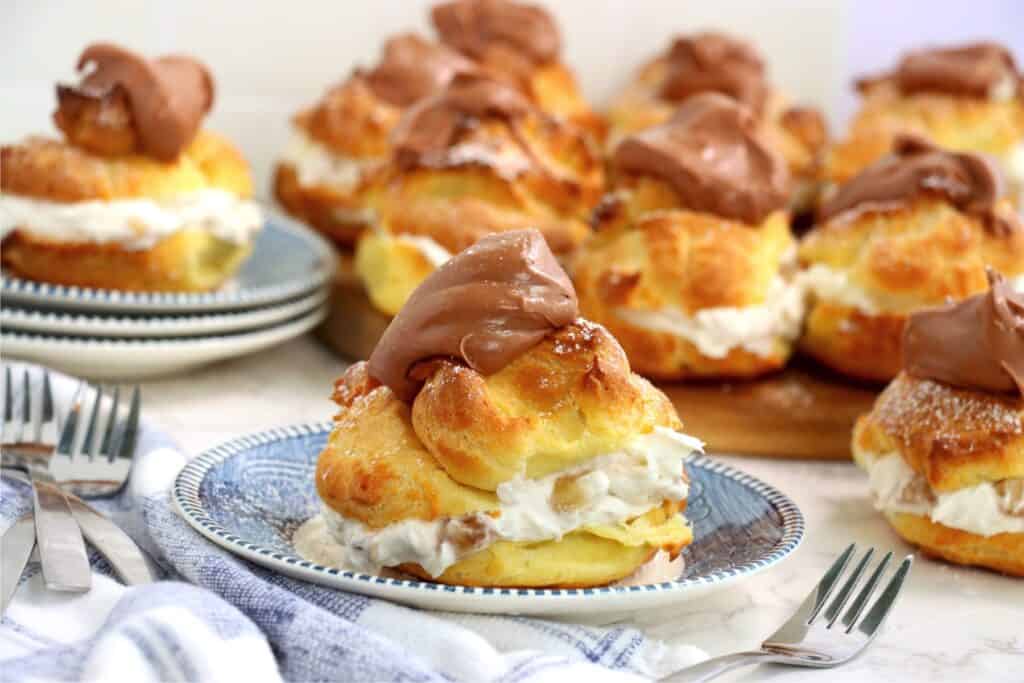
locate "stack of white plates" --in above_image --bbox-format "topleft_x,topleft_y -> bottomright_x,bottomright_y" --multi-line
1,211 -> 335,379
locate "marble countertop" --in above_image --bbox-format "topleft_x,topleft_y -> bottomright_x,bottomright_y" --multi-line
141,335 -> 1024,682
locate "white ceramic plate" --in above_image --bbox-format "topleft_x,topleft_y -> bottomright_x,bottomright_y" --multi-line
1,289 -> 327,339
1,307 -> 326,380
173,423 -> 804,616
1,209 -> 335,314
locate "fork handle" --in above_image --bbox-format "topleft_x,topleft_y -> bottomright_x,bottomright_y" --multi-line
661,651 -> 781,682
67,498 -> 155,585
31,478 -> 92,592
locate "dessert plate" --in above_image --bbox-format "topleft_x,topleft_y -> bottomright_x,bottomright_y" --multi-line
0,209 -> 335,314
1,289 -> 327,339
1,307 -> 326,380
173,423 -> 804,616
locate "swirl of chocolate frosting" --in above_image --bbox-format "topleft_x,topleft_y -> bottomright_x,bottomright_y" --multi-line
659,32 -> 768,115
431,0 -> 561,66
62,43 -> 214,161
362,34 -> 478,108
611,93 -> 789,225
903,270 -> 1024,395
390,73 -> 533,171
818,135 -> 1017,234
367,229 -> 579,401
882,42 -> 1022,99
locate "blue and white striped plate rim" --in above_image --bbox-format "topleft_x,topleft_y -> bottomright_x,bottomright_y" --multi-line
173,422 -> 805,614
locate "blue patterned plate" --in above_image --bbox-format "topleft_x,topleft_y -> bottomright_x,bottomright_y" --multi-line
174,424 -> 803,615
1,209 -> 335,314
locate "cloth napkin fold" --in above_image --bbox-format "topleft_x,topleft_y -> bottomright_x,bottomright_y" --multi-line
0,363 -> 706,682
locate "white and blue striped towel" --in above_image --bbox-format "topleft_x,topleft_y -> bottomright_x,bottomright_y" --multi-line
0,364 -> 706,682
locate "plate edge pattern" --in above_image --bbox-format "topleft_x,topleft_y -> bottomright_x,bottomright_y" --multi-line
172,423 -> 806,599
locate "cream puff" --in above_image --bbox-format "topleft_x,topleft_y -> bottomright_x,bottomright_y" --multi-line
827,42 -> 1024,203
1,43 -> 261,292
274,34 -> 477,246
430,0 -> 604,140
573,93 -> 802,381
800,135 -> 1024,383
355,73 -> 604,315
853,272 -> 1024,577
606,32 -> 827,212
317,230 -> 700,587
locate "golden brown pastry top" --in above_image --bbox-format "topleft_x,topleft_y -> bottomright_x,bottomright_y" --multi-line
365,70 -> 603,260
432,0 -> 561,80
294,34 -> 477,159
859,42 -> 1022,100
903,270 -> 1024,395
330,319 -> 681,499
361,33 -> 478,107
54,43 -> 214,162
611,93 -> 789,225
819,135 -> 1017,235
2,132 -> 252,202
658,32 -> 768,114
579,186 -> 793,314
295,78 -> 398,159
854,372 -> 1024,493
799,196 -> 1024,314
368,229 -> 578,401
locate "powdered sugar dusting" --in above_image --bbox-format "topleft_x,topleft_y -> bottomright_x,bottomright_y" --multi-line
874,376 -> 1022,464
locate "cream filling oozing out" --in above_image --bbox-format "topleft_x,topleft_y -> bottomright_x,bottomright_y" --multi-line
279,127 -> 379,191
322,426 -> 702,577
800,264 -> 1024,317
615,275 -> 806,359
862,451 -> 1024,537
0,190 -> 263,251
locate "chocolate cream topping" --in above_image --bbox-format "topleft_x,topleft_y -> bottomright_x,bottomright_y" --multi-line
367,229 -> 579,401
61,42 -> 214,161
659,32 -> 768,114
362,34 -> 478,107
903,270 -> 1024,396
873,42 -> 1022,99
432,0 -> 561,66
390,73 -> 533,171
612,92 -> 789,225
818,135 -> 1016,234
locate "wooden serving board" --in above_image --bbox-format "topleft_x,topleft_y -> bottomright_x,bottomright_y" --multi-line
316,255 -> 879,459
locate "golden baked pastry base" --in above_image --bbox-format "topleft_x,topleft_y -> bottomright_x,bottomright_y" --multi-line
316,254 -> 878,459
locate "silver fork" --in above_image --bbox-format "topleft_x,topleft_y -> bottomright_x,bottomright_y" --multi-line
50,384 -> 141,498
1,367 -> 92,593
664,544 -> 913,682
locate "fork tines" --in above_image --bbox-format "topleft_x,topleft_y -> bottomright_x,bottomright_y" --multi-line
2,366 -> 141,466
808,544 -> 913,637
1,367 -> 59,449
58,382 -> 141,463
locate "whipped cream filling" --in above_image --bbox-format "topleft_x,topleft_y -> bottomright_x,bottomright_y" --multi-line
862,451 -> 1024,537
801,264 -> 1024,316
279,127 -> 379,191
392,233 -> 452,268
615,275 -> 806,359
0,189 -> 262,250
323,426 -> 702,577
799,264 -> 882,315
